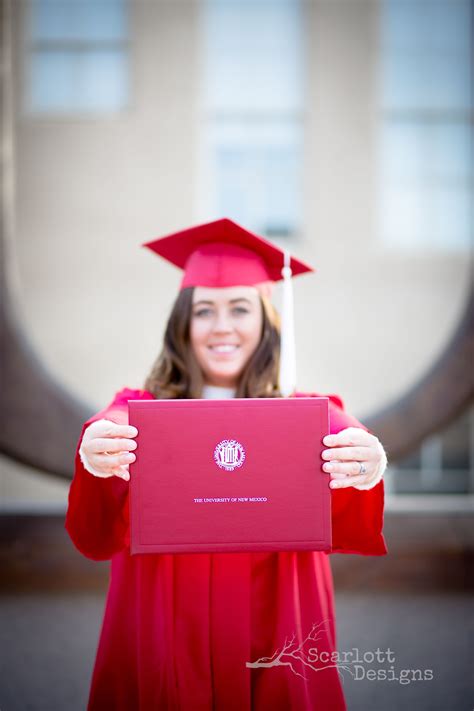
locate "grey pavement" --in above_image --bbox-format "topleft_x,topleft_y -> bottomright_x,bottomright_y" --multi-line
0,591 -> 472,711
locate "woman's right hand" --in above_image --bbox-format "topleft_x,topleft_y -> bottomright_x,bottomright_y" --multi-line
79,419 -> 138,481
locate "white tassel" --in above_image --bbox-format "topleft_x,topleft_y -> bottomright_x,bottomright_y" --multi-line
279,250 -> 296,397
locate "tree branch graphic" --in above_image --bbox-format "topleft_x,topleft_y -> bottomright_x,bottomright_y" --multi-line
246,620 -> 355,682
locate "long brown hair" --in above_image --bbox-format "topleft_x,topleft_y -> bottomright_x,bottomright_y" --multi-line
144,287 -> 281,399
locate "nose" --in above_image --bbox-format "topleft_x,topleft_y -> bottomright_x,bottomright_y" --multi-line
212,309 -> 233,333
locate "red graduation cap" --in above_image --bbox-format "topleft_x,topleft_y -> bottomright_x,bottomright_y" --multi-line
143,217 -> 314,396
143,217 -> 313,289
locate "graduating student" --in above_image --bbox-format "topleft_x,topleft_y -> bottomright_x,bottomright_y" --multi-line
66,218 -> 387,710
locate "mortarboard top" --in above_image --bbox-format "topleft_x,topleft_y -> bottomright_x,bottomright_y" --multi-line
143,217 -> 315,397
142,217 -> 313,289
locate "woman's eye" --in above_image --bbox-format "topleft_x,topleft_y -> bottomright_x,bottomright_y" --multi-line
193,306 -> 249,318
193,308 -> 213,318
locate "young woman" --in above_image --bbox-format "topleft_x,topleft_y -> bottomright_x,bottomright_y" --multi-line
66,218 -> 387,710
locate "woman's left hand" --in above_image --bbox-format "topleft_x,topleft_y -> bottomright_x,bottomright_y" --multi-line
321,427 -> 387,489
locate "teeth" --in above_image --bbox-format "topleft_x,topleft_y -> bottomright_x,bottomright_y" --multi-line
210,345 -> 238,353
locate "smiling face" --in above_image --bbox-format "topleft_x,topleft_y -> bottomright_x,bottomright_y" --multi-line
190,286 -> 264,388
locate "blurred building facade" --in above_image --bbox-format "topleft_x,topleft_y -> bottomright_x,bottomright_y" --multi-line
1,0 -> 473,506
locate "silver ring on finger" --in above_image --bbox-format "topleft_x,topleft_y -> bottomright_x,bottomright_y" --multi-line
358,462 -> 367,475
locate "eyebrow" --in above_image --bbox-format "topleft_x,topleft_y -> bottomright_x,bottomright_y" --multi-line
193,298 -> 253,306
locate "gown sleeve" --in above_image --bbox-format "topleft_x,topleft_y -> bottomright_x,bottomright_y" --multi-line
326,394 -> 387,556
65,388 -> 142,561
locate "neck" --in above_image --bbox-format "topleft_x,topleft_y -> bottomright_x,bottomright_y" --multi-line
202,384 -> 236,399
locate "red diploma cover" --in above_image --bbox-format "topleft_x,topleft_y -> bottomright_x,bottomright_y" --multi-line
128,397 -> 331,554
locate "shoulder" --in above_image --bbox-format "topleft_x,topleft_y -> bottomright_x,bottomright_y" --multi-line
111,387 -> 156,406
293,391 -> 366,434
293,391 -> 345,410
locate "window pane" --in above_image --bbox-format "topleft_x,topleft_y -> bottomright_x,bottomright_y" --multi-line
208,120 -> 302,235
391,407 -> 473,494
378,0 -> 473,252
442,410 -> 470,470
201,0 -> 303,233
27,0 -> 128,113
382,0 -> 472,111
203,0 -> 304,113
31,0 -> 127,42
379,122 -> 472,250
29,49 -> 128,112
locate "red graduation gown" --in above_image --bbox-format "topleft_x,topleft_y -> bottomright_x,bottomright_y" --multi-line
66,388 -> 387,710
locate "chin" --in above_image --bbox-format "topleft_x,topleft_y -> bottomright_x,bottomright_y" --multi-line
209,372 -> 240,387
204,366 -> 242,388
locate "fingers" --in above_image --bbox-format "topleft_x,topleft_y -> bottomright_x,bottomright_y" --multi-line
323,459 -> 375,489
90,438 -> 138,455
115,465 -> 130,482
104,463 -> 131,482
90,458 -> 132,481
323,460 -> 374,477
102,452 -> 136,466
82,420 -> 139,477
90,451 -> 136,470
79,419 -> 139,481
321,428 -> 386,489
86,421 -> 138,440
322,445 -> 374,462
329,473 -> 367,489
100,464 -> 130,482
323,428 -> 377,448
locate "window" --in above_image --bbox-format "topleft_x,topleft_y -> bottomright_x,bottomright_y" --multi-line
26,0 -> 129,114
199,0 -> 304,237
385,406 -> 474,495
378,0 -> 473,251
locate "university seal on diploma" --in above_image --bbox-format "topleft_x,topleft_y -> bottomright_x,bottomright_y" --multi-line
214,439 -> 246,472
